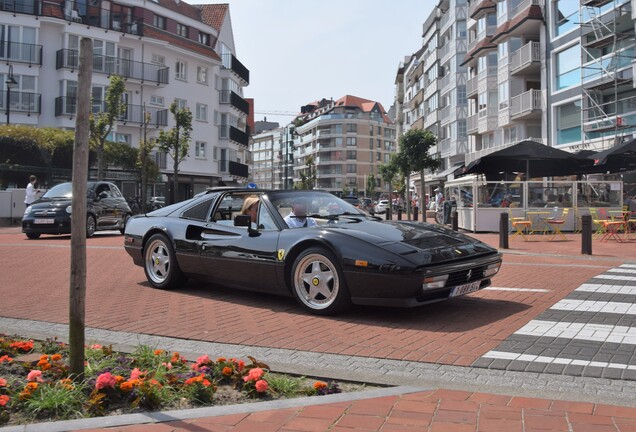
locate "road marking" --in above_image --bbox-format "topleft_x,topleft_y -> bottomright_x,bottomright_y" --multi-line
484,287 -> 550,293
515,320 -> 636,345
607,268 -> 636,274
482,351 -> 636,370
576,283 -> 636,295
593,274 -> 636,282
550,299 -> 636,315
0,243 -> 122,250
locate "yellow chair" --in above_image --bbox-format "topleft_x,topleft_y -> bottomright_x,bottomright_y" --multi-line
510,213 -> 532,241
589,208 -> 609,238
508,208 -> 526,233
546,208 -> 569,241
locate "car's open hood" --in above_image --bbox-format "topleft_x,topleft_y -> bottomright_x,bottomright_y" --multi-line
322,219 -> 496,265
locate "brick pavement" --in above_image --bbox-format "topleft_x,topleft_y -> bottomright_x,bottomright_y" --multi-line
1,226 -> 636,431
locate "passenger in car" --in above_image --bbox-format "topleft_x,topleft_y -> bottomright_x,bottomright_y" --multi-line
240,195 -> 259,224
284,198 -> 317,228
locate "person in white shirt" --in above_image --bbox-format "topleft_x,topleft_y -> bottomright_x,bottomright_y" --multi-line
434,188 -> 444,211
24,175 -> 40,207
284,198 -> 316,228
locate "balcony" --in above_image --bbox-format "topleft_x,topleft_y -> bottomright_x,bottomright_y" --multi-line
510,89 -> 543,119
439,105 -> 451,124
467,75 -> 478,98
424,111 -> 438,129
56,49 -> 169,85
0,41 -> 42,66
478,107 -> 498,133
62,1 -> 143,36
0,91 -> 41,115
219,90 -> 249,116
510,42 -> 541,76
229,126 -> 249,147
438,137 -> 451,155
0,0 -> 41,16
119,104 -> 168,126
468,0 -> 496,19
467,113 -> 478,134
509,0 -> 544,21
221,53 -> 250,85
228,160 -> 248,178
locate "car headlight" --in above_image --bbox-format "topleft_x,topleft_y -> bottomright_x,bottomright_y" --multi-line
422,274 -> 449,289
24,206 -> 31,216
66,205 -> 72,214
483,262 -> 501,278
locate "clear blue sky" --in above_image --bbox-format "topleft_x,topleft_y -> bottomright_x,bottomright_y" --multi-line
191,1 -> 434,126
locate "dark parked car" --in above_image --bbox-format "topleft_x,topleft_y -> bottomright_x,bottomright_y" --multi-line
124,189 -> 502,315
22,181 -> 132,239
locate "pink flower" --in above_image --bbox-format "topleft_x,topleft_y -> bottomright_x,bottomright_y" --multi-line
95,372 -> 116,390
243,367 -> 264,382
130,368 -> 144,380
255,379 -> 268,393
0,378 -> 7,387
161,362 -> 173,370
90,344 -> 102,349
27,370 -> 43,383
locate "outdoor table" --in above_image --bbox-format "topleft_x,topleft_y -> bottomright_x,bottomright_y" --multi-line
527,211 -> 552,235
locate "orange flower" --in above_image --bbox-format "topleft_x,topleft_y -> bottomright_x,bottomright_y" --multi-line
149,379 -> 162,388
60,378 -> 75,390
202,378 -> 212,387
26,382 -> 39,391
40,355 -> 49,361
154,349 -> 164,356
37,359 -> 51,370
0,395 -> 9,407
0,355 -> 13,363
255,379 -> 268,393
216,357 -> 227,363
119,381 -> 134,392
51,354 -> 62,362
313,381 -> 327,390
0,378 -> 7,387
114,375 -> 125,384
222,367 -> 233,376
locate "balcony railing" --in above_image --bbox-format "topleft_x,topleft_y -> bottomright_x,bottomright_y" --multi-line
0,91 -> 41,115
0,41 -> 42,66
56,49 -> 169,85
229,125 -> 249,146
510,89 -> 542,118
509,0 -> 544,21
221,53 -> 250,85
219,90 -> 249,116
467,75 -> 478,97
467,113 -> 478,133
509,41 -> 541,75
228,160 -> 248,178
55,97 -> 167,126
0,0 -> 42,16
63,1 -> 143,36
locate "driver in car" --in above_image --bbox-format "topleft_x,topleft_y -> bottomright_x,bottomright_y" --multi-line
284,198 -> 317,228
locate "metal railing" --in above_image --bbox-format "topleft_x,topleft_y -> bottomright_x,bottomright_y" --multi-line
221,53 -> 250,84
510,89 -> 543,118
219,90 -> 249,116
229,126 -> 249,146
465,137 -> 544,164
0,41 -> 42,66
56,49 -> 169,85
0,91 -> 41,115
509,41 -> 541,74
62,1 -> 143,36
509,0 -> 544,20
0,0 -> 42,15
228,160 -> 248,178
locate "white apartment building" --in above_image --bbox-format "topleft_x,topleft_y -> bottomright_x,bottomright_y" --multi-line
398,0 -> 635,196
292,96 -> 397,196
0,0 -> 249,200
250,126 -> 294,190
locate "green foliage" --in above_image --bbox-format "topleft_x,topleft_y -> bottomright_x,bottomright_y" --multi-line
157,102 -> 193,167
0,125 -> 74,168
21,381 -> 87,420
366,175 -> 377,197
397,128 -> 441,174
266,374 -> 309,397
104,141 -> 138,171
296,155 -> 316,190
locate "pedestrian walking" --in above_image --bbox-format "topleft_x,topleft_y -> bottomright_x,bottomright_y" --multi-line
24,175 -> 40,208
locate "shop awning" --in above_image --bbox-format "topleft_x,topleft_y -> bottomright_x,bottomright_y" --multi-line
432,164 -> 465,181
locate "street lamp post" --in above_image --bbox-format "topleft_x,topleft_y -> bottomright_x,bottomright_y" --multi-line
5,65 -> 18,124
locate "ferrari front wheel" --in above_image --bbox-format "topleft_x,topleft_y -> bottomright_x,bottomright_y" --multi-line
144,233 -> 185,290
291,247 -> 351,315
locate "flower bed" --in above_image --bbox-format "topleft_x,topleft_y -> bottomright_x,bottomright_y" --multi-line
0,334 -> 351,426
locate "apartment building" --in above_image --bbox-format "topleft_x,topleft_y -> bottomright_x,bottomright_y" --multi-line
250,125 -> 294,190
291,96 -> 396,196
0,0 -> 250,200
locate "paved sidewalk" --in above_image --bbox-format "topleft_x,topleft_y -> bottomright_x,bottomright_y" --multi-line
2,225 -> 636,431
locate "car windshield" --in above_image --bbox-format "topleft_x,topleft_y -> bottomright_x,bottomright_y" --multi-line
268,191 -> 366,221
42,183 -> 73,199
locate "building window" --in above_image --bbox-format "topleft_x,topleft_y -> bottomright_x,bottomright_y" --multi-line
115,133 -> 131,144
150,95 -> 164,106
199,32 -> 210,45
196,67 -> 208,84
174,98 -> 187,109
555,0 -> 578,36
153,15 -> 166,30
346,123 -> 357,133
556,100 -> 582,145
346,164 -> 356,173
176,23 -> 188,38
346,137 -> 357,146
346,150 -> 357,160
156,151 -> 167,169
556,44 -> 581,90
196,103 -> 208,121
195,141 -> 206,158
213,146 -> 218,160
151,53 -> 165,65
175,61 -> 187,80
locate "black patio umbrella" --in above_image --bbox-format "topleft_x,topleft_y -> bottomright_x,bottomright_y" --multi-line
463,140 -> 588,179
585,138 -> 636,173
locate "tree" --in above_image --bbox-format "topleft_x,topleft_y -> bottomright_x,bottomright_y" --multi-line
137,109 -> 158,211
157,102 -> 192,204
296,155 -> 316,190
365,175 -> 377,198
89,75 -> 126,180
379,156 -> 399,218
397,128 -> 441,221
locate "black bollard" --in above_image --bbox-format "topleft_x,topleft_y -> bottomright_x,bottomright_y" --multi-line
413,206 -> 418,221
451,210 -> 458,231
397,208 -> 402,221
385,208 -> 391,220
499,212 -> 509,249
581,214 -> 592,255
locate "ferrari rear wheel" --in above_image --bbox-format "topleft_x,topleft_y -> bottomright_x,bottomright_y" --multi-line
144,233 -> 185,290
291,247 -> 351,315
86,214 -> 96,238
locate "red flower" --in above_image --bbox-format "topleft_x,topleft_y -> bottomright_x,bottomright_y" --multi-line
0,395 -> 9,407
255,379 -> 268,393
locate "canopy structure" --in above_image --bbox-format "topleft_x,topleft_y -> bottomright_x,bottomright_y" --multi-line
586,138 -> 636,173
463,140 -> 591,179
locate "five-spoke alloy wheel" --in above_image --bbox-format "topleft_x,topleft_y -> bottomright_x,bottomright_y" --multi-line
143,233 -> 184,290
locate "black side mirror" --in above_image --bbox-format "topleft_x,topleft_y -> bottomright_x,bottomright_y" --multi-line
234,214 -> 251,227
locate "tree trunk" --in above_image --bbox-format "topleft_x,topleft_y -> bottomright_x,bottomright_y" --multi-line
172,127 -> 179,204
139,109 -> 148,212
406,173 -> 411,220
96,142 -> 104,180
69,37 -> 92,381
420,169 -> 426,222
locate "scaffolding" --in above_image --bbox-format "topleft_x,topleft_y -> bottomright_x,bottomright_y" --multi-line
579,0 -> 635,150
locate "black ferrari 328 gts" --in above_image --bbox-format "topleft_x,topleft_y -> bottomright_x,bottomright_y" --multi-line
124,188 -> 502,315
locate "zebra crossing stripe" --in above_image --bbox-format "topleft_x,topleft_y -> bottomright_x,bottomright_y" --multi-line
575,283 -> 636,295
619,264 -> 636,269
550,299 -> 636,315
482,350 -> 636,370
515,320 -> 636,345
592,274 -> 636,282
607,268 -> 636,274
